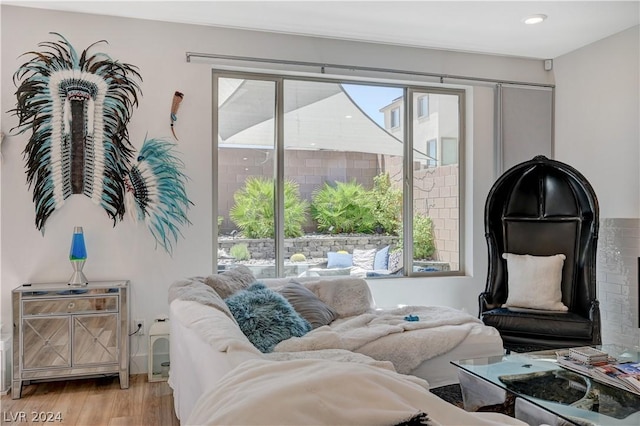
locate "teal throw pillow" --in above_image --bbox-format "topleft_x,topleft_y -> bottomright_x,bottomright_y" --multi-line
225,283 -> 311,353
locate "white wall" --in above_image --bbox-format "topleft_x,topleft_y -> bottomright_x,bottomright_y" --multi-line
554,25 -> 640,219
553,25 -> 640,350
7,5 -> 625,370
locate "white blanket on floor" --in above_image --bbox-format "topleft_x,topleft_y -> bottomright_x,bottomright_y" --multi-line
274,305 -> 482,374
186,358 -> 526,426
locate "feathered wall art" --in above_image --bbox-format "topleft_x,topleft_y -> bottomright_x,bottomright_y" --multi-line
10,32 -> 192,254
125,137 -> 192,253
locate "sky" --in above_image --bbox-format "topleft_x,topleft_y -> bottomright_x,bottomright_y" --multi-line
341,84 -> 403,127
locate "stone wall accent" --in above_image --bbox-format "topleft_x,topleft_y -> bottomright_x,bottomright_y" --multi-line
219,235 -> 400,261
597,218 -> 640,348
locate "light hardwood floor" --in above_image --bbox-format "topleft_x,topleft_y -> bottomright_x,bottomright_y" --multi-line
0,374 -> 180,425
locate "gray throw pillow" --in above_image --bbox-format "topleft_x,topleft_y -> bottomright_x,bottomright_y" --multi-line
204,265 -> 256,299
277,281 -> 339,329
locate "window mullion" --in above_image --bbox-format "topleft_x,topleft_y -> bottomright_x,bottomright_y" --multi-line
275,78 -> 285,277
404,87 -> 414,276
212,73 -> 220,274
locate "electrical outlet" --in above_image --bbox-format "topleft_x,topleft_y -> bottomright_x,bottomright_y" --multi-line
135,319 -> 145,336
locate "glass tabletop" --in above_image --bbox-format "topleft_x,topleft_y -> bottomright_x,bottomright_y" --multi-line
452,344 -> 640,426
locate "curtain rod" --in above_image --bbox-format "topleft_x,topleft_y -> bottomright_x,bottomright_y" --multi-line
186,52 -> 555,89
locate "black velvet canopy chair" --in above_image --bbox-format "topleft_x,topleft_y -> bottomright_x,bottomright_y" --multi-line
479,155 -> 601,352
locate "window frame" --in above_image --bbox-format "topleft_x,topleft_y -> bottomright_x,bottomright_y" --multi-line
213,69 -> 465,278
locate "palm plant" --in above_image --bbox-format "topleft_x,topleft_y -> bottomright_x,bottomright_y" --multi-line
311,180 -> 377,234
230,177 -> 308,238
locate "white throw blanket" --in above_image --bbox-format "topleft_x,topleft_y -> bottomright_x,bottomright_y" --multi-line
187,358 -> 526,426
275,305 -> 482,374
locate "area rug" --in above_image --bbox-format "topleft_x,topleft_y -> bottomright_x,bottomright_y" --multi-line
430,384 -> 516,417
429,384 -> 464,408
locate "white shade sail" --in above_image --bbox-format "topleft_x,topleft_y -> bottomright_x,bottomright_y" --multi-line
218,79 -> 405,157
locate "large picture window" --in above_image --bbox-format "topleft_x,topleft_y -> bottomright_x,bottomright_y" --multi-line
214,71 -> 463,279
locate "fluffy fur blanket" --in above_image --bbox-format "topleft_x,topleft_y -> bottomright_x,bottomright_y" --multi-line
186,358 -> 525,426
275,305 -> 483,374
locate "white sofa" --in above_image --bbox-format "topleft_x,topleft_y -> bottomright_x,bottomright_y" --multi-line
168,271 -> 513,425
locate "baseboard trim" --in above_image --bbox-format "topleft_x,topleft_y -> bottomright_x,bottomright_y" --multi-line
130,354 -> 148,375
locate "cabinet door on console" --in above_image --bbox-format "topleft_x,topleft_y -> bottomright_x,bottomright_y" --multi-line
73,314 -> 118,365
22,316 -> 71,369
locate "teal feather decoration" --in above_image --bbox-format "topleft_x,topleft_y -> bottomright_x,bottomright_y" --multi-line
125,137 -> 193,254
10,32 -> 142,230
11,33 -> 192,254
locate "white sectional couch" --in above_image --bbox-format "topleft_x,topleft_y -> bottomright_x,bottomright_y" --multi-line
168,269 -> 513,425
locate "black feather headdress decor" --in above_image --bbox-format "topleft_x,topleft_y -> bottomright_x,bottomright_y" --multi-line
10,32 -> 142,231
10,33 -> 193,255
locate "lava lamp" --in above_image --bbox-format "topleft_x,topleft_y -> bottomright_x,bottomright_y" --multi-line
68,226 -> 88,285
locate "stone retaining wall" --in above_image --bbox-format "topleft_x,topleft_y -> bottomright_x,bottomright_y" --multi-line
219,235 -> 400,260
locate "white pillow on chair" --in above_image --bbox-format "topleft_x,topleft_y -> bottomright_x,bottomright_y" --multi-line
502,253 -> 568,311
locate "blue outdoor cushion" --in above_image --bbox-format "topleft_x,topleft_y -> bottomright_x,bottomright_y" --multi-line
327,252 -> 353,269
373,245 -> 390,270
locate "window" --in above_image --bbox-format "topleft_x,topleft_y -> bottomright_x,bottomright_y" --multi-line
426,139 -> 437,167
214,72 -> 463,279
390,107 -> 400,128
442,137 -> 458,166
418,95 -> 429,118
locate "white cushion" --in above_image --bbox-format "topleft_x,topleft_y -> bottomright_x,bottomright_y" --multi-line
352,248 -> 376,270
387,250 -> 403,273
502,253 -> 568,311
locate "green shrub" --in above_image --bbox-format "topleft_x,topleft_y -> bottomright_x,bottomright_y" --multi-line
311,180 -> 376,234
396,213 -> 436,260
290,253 -> 307,262
413,214 -> 436,259
371,172 -> 402,235
230,243 -> 250,261
230,177 -> 309,238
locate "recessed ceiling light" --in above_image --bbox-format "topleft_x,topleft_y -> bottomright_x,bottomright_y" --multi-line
522,14 -> 547,25
345,115 -> 352,119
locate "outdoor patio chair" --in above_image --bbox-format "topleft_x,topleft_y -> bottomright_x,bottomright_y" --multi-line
479,155 -> 601,352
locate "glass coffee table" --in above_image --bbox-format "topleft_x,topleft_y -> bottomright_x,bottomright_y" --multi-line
452,345 -> 640,426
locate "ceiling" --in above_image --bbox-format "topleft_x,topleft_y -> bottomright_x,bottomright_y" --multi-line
5,1 -> 639,59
